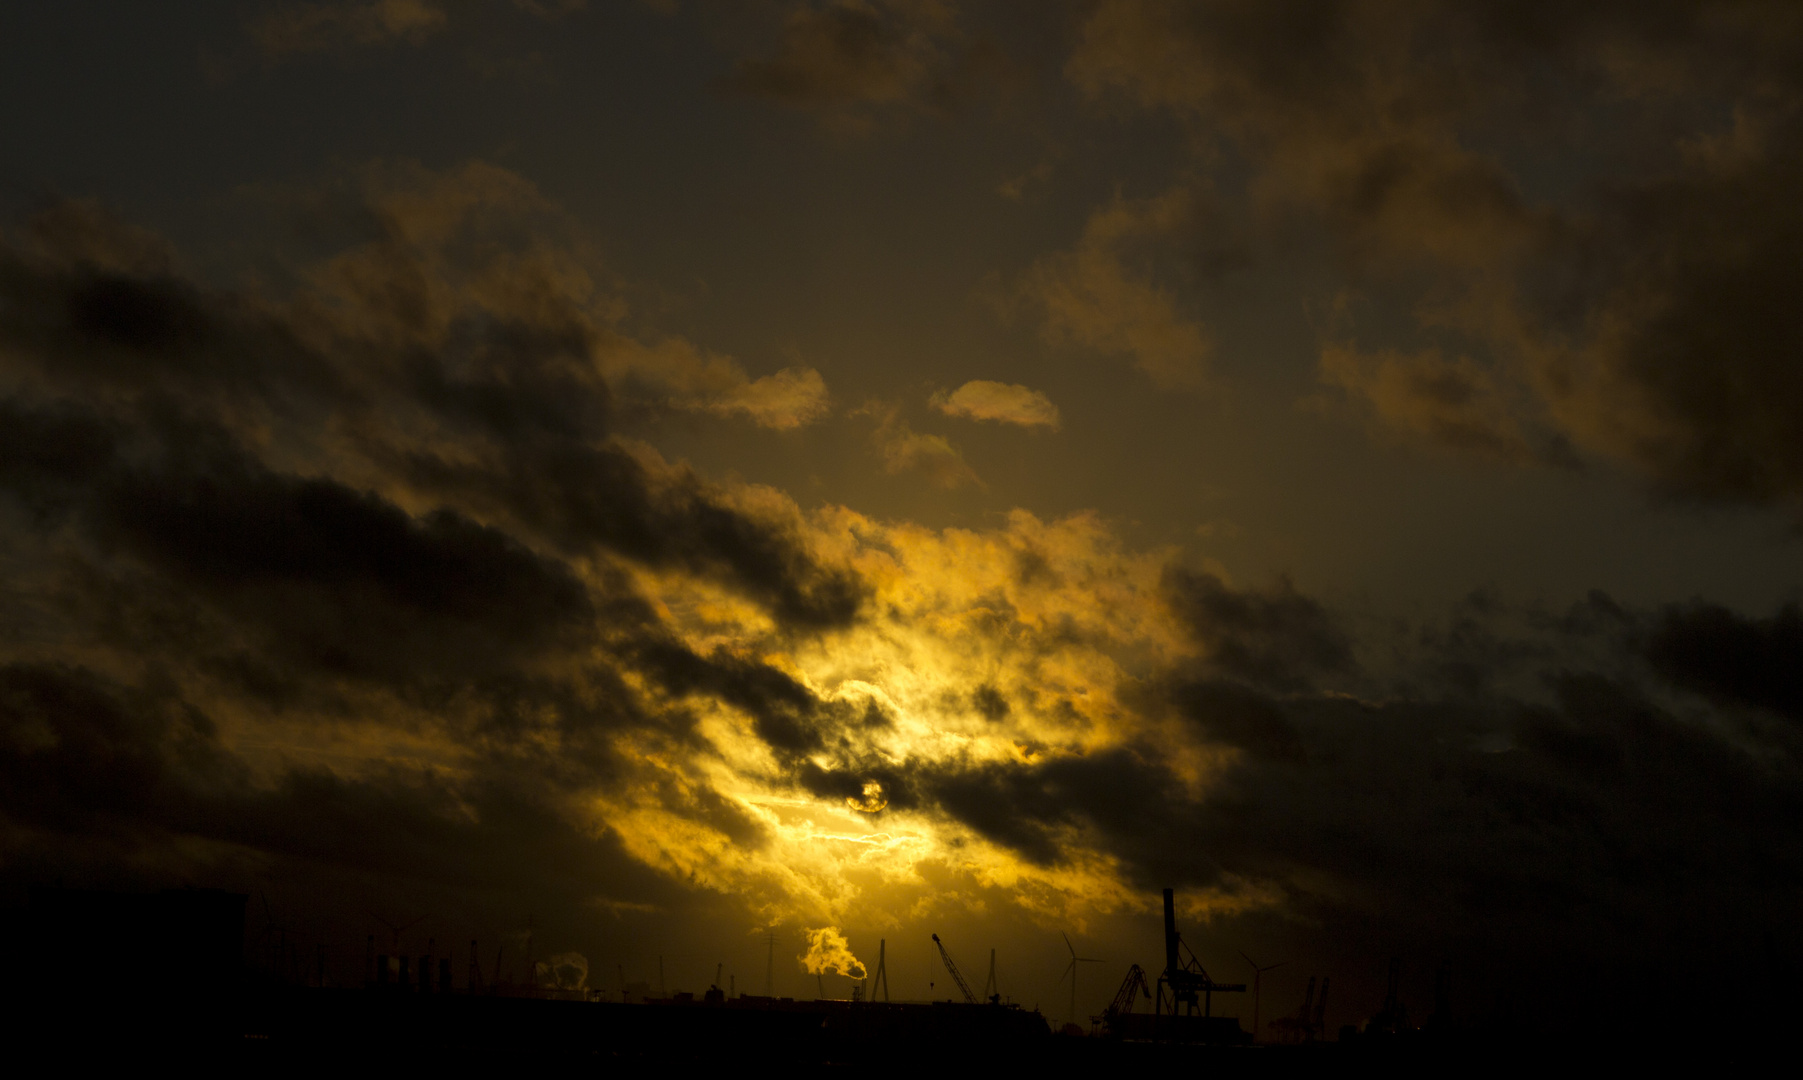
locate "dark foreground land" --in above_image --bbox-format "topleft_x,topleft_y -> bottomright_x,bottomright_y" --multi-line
6,985 -> 1773,1073
6,890 -> 1784,1071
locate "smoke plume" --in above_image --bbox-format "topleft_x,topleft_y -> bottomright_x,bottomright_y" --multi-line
799,927 -> 867,980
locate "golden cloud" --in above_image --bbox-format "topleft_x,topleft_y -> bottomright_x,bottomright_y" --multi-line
931,380 -> 1061,429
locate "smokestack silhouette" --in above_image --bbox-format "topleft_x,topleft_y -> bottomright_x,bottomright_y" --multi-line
1162,888 -> 1180,977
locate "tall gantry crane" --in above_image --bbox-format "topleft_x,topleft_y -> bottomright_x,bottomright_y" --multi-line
1157,888 -> 1246,1019
931,933 -> 978,1004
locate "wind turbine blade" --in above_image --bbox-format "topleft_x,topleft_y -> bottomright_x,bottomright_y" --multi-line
1061,931 -> 1075,958
1240,950 -> 1257,969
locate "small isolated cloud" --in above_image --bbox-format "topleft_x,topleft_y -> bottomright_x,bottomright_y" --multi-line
858,403 -> 983,489
931,380 -> 1060,429
799,926 -> 867,979
604,342 -> 831,430
710,366 -> 832,429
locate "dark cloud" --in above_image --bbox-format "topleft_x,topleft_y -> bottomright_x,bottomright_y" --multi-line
1647,600 -> 1803,723
406,443 -> 864,629
0,403 -> 116,521
0,197 -> 863,632
104,463 -> 596,680
866,581 -> 1803,1010
796,758 -> 918,814
1071,0 -> 1803,510
0,402 -> 599,686
251,1 -> 450,58
1164,567 -> 1352,689
717,0 -> 996,133
634,639 -> 827,755
0,662 -> 237,839
1168,678 -> 1303,762
0,190 -> 880,971
970,683 -> 1009,722
925,746 -> 1186,869
0,660 -> 678,941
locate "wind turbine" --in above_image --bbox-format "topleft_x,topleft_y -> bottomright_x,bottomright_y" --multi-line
1240,951 -> 1288,1042
367,910 -> 423,952
1060,932 -> 1103,1029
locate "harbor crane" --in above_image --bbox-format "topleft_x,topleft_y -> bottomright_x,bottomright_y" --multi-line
1157,888 -> 1246,1019
931,933 -> 978,1004
1102,963 -> 1152,1028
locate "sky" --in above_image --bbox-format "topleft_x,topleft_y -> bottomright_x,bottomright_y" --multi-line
2,0 -> 1802,1036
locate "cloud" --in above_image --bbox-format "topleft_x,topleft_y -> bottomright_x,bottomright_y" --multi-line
251,0 -> 584,57
292,159 -> 831,432
1062,1 -> 1803,512
252,0 -> 449,56
1015,189 -> 1212,389
996,160 -> 1054,202
603,342 -> 831,430
1163,567 -> 1352,691
1317,343 -> 1557,465
720,0 -> 969,133
0,183 -> 861,632
858,403 -> 983,489
930,380 -> 1060,429
710,366 -> 832,429
6,174 -> 1803,1023
1646,600 -> 1803,723
94,453 -> 600,685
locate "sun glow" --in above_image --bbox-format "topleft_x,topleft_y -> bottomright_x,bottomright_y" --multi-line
592,503 -> 1236,929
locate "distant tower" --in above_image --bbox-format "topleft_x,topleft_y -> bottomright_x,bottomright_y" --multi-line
984,948 -> 998,1001
872,939 -> 890,1002
765,930 -> 775,996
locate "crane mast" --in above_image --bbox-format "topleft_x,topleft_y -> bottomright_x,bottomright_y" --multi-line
1105,963 -> 1152,1018
931,934 -> 978,1004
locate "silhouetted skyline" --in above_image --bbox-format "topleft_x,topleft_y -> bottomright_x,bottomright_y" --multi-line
1,1 -> 1800,1042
